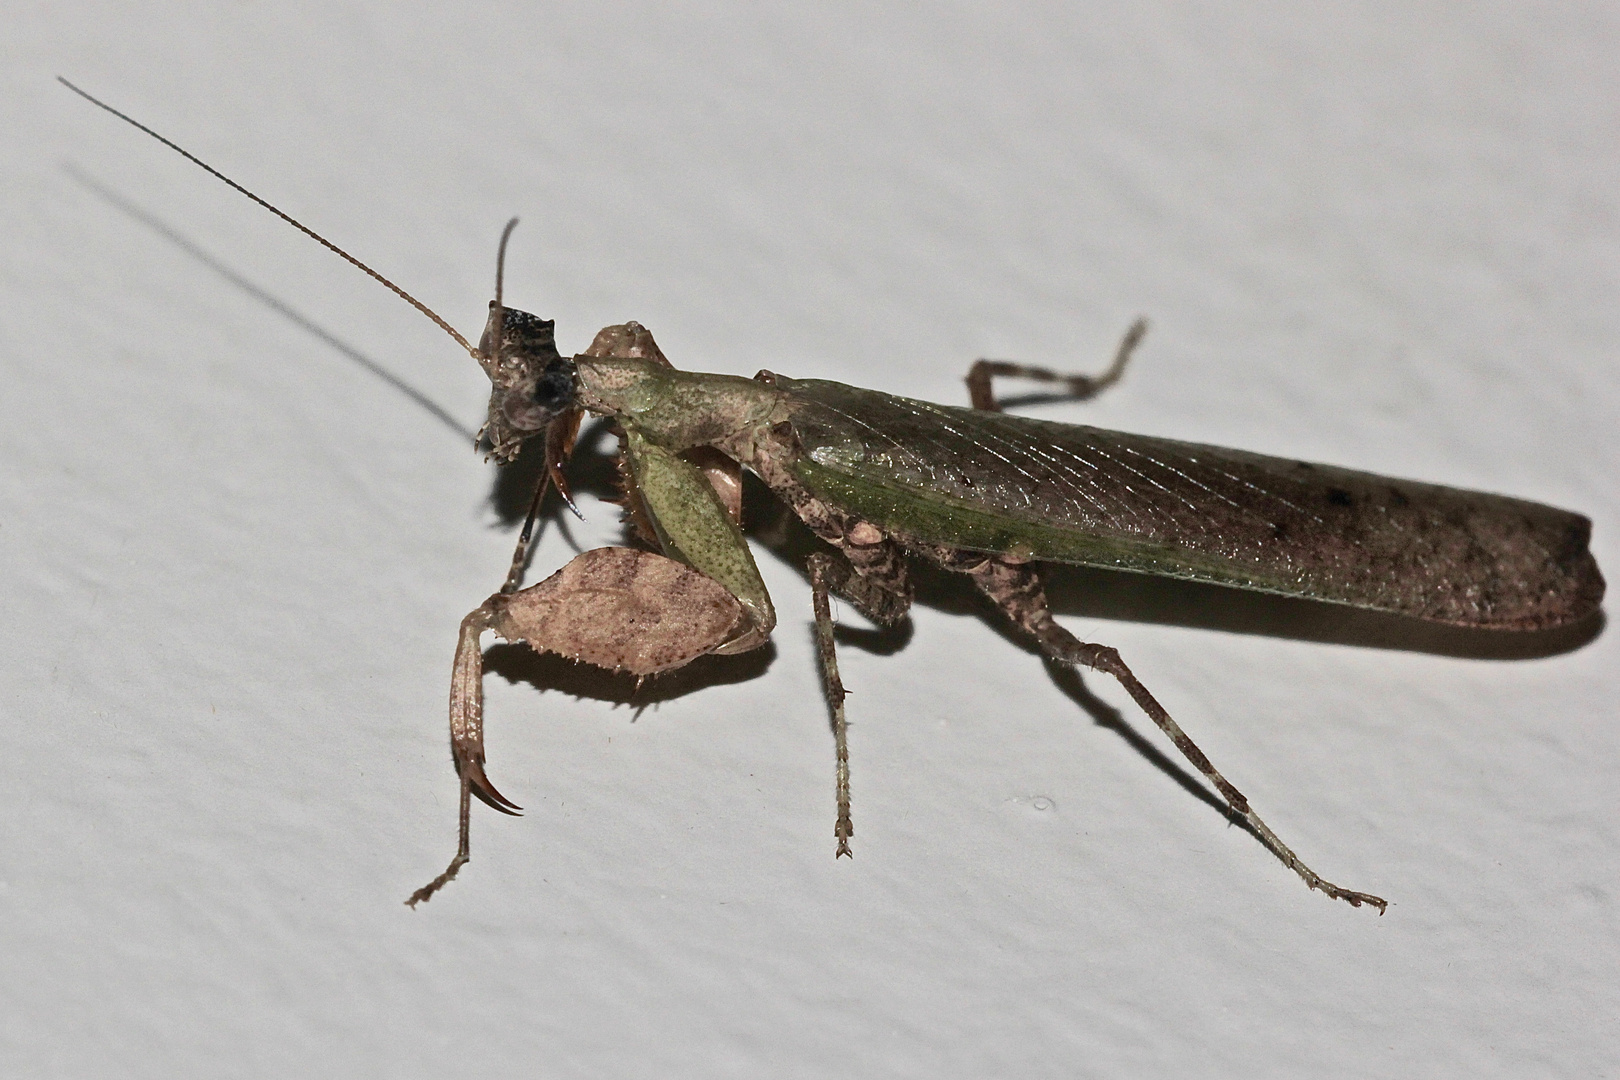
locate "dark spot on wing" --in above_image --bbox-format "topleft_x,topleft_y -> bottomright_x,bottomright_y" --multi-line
1555,517 -> 1592,567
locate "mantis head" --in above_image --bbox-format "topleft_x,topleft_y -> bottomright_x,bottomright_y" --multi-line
475,302 -> 580,464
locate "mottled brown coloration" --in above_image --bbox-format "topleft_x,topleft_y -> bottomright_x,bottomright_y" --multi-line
493,547 -> 745,676
476,304 -> 569,463
781,380 -> 1603,632
408,547 -> 745,906
67,80 -> 1600,914
584,321 -> 672,367
683,446 -> 746,527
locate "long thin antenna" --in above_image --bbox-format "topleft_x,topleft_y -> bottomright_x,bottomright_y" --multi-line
60,77 -> 478,358
494,217 -> 519,309
481,216 -> 520,375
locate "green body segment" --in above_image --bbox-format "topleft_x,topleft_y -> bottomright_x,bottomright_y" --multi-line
621,427 -> 776,647
577,357 -> 1602,632
579,358 -> 782,457
775,378 -> 1603,631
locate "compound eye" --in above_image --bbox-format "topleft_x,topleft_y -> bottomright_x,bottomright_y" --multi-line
500,358 -> 577,433
531,364 -> 574,410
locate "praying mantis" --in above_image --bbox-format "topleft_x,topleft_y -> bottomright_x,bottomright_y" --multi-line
63,79 -> 1604,915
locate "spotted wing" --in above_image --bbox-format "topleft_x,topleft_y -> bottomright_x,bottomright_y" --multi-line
781,378 -> 1602,630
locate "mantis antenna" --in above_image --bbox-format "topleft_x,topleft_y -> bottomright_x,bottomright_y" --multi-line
59,77 -> 480,360
485,215 -> 520,365
495,217 -> 519,309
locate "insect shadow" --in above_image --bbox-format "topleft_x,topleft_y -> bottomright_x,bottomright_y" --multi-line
64,164 -> 475,445
491,441 -> 1253,832
64,73 -> 1603,915
486,421 -> 786,709
77,161 -> 1600,749
486,413 -> 1595,826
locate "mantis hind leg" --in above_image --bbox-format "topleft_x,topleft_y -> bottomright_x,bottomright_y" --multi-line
931,546 -> 1387,913
965,316 -> 1147,411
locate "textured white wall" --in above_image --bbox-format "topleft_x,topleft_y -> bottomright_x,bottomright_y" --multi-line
4,4 -> 1617,1077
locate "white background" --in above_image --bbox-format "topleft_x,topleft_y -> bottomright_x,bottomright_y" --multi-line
4,4 -> 1617,1077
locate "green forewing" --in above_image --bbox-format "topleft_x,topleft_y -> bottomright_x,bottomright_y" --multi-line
779,378 -> 1603,630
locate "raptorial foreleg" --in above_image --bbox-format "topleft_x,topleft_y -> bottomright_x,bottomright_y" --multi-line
407,547 -> 748,906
